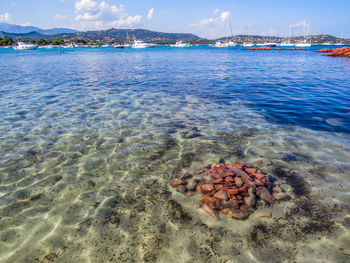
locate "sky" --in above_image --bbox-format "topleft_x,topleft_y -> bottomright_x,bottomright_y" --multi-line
0,0 -> 350,38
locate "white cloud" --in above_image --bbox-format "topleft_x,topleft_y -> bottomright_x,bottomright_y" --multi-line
0,13 -> 11,22
55,14 -> 67,20
147,8 -> 154,20
74,0 -> 142,29
190,17 -> 217,27
220,11 -> 230,22
290,20 -> 307,28
190,11 -> 230,27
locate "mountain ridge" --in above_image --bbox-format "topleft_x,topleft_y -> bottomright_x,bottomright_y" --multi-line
0,28 -> 201,42
0,22 -> 78,35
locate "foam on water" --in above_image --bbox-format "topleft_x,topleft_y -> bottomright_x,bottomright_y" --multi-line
0,47 -> 350,262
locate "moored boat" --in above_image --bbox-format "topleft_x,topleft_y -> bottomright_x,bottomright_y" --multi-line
114,44 -> 125,49
295,40 -> 311,47
261,42 -> 277,47
170,41 -> 190,47
13,42 -> 37,50
132,40 -> 153,48
242,42 -> 254,47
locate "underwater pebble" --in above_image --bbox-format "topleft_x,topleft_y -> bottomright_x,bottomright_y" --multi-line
201,183 -> 215,192
186,179 -> 198,191
214,190 -> 228,201
273,192 -> 290,201
273,185 -> 283,193
176,185 -> 187,193
234,177 -> 243,187
170,179 -> 186,187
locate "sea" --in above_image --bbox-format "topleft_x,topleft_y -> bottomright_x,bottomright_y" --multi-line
0,45 -> 350,263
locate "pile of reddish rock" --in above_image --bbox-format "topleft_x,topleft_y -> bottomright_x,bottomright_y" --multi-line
317,47 -> 350,58
245,47 -> 271,50
274,48 -> 309,51
170,162 -> 289,220
316,48 -> 333,53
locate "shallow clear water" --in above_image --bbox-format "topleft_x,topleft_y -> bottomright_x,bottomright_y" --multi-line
0,46 -> 350,263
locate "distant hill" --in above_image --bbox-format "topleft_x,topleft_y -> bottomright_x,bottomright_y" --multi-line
68,28 -> 200,42
216,34 -> 349,45
0,23 -> 78,35
0,28 -> 200,42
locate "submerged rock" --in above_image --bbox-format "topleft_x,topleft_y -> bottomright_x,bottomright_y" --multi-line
256,186 -> 278,205
230,209 -> 253,220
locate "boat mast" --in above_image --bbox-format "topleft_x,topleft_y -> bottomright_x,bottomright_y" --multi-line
229,16 -> 233,42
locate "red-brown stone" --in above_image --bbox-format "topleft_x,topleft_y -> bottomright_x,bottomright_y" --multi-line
245,167 -> 257,174
212,178 -> 223,184
214,190 -> 228,201
227,188 -> 239,196
225,176 -> 234,183
219,208 -> 231,215
201,183 -> 215,192
170,179 -> 186,187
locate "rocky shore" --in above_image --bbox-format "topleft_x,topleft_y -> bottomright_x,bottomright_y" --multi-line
317,47 -> 350,58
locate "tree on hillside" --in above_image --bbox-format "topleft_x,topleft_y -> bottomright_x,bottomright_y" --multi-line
37,38 -> 49,46
0,35 -> 14,46
51,38 -> 64,45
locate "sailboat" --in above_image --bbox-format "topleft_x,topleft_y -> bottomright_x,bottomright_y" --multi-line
335,35 -> 345,46
295,20 -> 311,47
215,15 -> 236,47
279,26 -> 294,46
242,25 -> 254,47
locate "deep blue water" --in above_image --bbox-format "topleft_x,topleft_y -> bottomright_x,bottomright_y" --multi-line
1,46 -> 349,134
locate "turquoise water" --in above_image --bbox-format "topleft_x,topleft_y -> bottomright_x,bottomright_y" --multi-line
0,46 -> 350,262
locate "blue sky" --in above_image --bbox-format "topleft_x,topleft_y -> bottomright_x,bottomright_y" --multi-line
0,0 -> 349,38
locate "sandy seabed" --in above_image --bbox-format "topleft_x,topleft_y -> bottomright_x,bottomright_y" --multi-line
0,90 -> 349,263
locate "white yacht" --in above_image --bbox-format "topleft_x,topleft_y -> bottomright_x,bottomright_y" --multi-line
132,40 -> 152,48
13,42 -> 37,50
41,45 -> 55,49
170,41 -> 190,47
295,40 -> 311,47
279,42 -> 294,47
63,43 -> 75,48
228,41 -> 237,47
214,41 -> 229,47
242,42 -> 254,47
